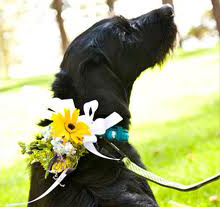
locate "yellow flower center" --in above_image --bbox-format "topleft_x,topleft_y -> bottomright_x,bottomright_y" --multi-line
65,122 -> 76,133
68,123 -> 75,130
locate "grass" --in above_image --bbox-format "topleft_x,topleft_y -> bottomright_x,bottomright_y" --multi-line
0,45 -> 219,206
173,44 -> 219,60
0,161 -> 29,206
130,94 -> 220,207
0,74 -> 54,93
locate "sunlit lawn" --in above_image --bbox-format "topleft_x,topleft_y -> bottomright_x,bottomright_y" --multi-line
0,74 -> 54,93
0,44 -> 219,206
130,93 -> 220,207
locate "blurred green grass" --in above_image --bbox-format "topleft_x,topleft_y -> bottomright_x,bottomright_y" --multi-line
0,45 -> 219,206
174,44 -> 219,60
0,161 -> 29,206
0,75 -> 54,93
130,93 -> 220,207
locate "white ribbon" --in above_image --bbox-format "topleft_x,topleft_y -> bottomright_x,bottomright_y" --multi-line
81,100 -> 122,160
5,169 -> 68,207
83,142 -> 119,160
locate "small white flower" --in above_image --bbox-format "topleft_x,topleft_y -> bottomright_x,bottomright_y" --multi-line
51,138 -> 76,156
64,142 -> 76,156
42,126 -> 52,141
51,138 -> 64,155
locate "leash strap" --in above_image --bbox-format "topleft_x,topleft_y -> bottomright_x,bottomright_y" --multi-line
4,142 -> 220,207
104,140 -> 220,192
122,156 -> 220,192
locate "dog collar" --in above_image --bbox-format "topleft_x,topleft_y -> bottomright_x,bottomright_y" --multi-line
103,127 -> 129,142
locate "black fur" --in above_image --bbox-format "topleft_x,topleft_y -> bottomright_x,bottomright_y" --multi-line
30,5 -> 177,207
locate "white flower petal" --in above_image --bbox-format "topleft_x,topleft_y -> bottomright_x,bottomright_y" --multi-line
48,98 -> 64,114
47,98 -> 75,115
41,110 -> 55,120
62,99 -> 75,114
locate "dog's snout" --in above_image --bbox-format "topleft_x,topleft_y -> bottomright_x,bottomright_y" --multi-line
160,4 -> 174,17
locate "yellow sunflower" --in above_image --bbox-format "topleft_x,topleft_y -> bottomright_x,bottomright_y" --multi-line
50,108 -> 91,144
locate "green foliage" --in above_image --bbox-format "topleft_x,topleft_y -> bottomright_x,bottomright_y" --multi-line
18,134 -> 88,178
18,142 -> 27,154
29,148 -> 54,170
18,138 -> 54,172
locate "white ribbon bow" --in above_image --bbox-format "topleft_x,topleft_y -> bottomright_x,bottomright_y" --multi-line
44,98 -> 122,160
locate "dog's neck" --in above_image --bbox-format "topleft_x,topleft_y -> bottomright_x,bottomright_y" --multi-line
52,62 -> 139,131
75,65 -> 135,130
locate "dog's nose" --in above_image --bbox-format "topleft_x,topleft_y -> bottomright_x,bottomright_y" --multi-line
160,4 -> 174,17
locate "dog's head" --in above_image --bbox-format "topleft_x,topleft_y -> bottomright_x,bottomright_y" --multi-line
52,4 -> 177,128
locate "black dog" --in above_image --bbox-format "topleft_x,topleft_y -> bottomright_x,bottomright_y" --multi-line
29,4 -> 177,207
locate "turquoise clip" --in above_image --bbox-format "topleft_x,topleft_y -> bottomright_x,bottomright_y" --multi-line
104,127 -> 129,142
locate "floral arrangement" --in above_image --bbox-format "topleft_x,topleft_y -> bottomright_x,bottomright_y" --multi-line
19,98 -> 122,178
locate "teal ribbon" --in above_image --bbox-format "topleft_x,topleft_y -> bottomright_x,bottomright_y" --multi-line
104,127 -> 129,142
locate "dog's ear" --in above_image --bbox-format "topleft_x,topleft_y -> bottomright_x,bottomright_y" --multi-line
75,50 -> 130,118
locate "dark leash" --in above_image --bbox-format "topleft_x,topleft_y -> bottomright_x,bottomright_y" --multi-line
102,136 -> 220,192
